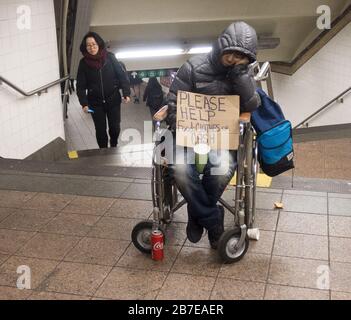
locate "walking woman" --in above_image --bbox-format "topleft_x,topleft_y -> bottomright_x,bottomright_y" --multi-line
77,32 -> 131,148
143,77 -> 164,129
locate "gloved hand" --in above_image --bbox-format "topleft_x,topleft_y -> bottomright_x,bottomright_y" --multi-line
227,64 -> 250,79
166,113 -> 177,132
227,64 -> 260,112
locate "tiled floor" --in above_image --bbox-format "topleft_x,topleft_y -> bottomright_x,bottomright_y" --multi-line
0,187 -> 350,300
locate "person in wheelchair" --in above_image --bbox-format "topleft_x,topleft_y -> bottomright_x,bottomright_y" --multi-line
165,21 -> 261,249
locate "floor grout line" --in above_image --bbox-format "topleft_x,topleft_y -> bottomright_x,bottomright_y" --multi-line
2,188 -> 351,299
154,229 -> 187,301
90,241 -> 134,299
15,199 -> 114,296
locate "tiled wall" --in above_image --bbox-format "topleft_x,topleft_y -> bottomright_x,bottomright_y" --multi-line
272,22 -> 351,128
0,0 -> 64,159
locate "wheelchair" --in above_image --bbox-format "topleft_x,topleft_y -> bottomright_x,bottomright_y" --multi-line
131,106 -> 259,264
131,61 -> 272,264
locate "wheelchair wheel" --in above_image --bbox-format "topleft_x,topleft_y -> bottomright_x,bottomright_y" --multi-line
131,221 -> 166,254
244,129 -> 253,227
218,228 -> 249,264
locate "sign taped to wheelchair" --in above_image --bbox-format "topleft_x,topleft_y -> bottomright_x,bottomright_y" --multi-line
176,91 -> 240,150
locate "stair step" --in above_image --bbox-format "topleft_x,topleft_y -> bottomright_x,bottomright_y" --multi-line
293,123 -> 351,142
0,158 -> 152,179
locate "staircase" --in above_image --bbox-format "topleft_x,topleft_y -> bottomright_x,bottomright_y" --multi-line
0,144 -> 154,180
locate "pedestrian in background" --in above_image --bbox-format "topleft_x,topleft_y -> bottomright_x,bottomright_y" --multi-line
76,32 -> 131,149
130,71 -> 143,103
143,77 -> 164,130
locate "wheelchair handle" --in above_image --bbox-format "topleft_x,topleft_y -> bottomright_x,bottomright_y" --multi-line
239,112 -> 251,123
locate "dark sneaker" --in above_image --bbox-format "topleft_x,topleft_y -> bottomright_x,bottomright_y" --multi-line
186,214 -> 204,243
208,206 -> 225,249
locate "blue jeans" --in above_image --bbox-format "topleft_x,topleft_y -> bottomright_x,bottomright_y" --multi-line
169,146 -> 237,231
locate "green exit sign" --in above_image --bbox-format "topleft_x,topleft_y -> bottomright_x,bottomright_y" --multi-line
131,68 -> 178,79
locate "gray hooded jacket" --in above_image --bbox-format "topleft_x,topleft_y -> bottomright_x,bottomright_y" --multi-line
166,21 -> 261,130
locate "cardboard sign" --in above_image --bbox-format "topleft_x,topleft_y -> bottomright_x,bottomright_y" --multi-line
176,91 -> 240,150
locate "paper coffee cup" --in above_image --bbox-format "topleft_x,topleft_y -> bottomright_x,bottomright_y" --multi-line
194,144 -> 210,173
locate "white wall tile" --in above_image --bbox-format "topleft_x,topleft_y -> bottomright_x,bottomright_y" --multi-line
7,3 -> 19,20
28,1 -> 40,16
0,5 -> 7,21
0,20 -> 9,37
0,0 -> 63,159
272,22 -> 351,127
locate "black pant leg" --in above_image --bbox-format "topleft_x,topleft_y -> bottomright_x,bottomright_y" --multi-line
91,107 -> 108,148
106,104 -> 121,147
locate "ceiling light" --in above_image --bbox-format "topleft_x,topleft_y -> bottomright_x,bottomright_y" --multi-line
116,48 -> 184,59
114,36 -> 280,60
188,46 -> 213,54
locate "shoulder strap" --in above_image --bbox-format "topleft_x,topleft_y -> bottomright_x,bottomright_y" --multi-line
107,53 -> 119,78
108,53 -> 125,79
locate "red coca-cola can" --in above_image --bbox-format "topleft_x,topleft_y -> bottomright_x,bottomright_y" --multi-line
151,230 -> 164,261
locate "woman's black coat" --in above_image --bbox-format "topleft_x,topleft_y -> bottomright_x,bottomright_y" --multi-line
76,52 -> 131,108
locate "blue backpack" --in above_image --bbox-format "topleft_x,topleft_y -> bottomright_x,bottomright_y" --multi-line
251,88 -> 294,177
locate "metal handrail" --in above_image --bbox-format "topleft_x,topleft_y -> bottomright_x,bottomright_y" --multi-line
0,75 -> 70,97
252,61 -> 274,100
294,86 -> 351,129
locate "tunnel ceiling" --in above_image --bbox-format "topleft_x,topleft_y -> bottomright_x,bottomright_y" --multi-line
88,0 -> 351,69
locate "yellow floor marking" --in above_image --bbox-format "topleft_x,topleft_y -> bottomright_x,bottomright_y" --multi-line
230,173 -> 272,188
68,151 -> 79,159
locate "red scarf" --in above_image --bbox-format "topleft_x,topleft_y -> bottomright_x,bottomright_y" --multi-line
83,48 -> 108,69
